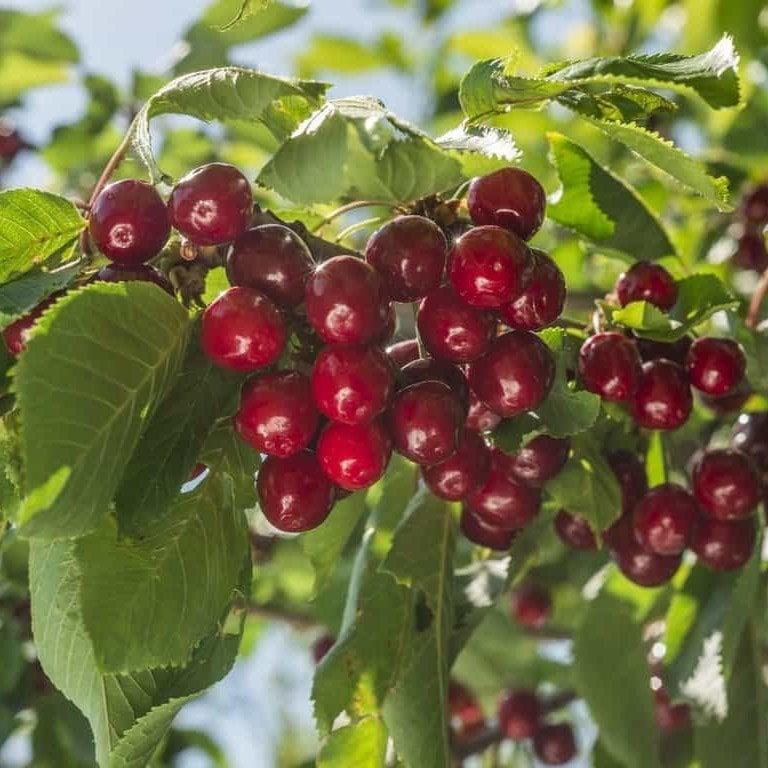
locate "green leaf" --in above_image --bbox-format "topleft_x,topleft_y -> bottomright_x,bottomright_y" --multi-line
32,692 -> 96,767
0,8 -> 79,63
14,283 -> 189,539
297,34 -> 407,77
0,52 -> 70,104
547,133 -> 675,262
0,190 -> 85,284
317,717 -> 388,768
435,124 -> 521,177
202,0 -> 307,44
0,611 -> 24,693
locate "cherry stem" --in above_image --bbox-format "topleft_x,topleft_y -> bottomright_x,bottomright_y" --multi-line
87,130 -> 134,211
334,216 -> 384,243
311,200 -> 406,233
746,265 -> 768,328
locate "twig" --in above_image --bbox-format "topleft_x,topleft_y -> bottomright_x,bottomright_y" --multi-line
746,265 -> 768,328
311,200 -> 406,233
246,603 -> 319,631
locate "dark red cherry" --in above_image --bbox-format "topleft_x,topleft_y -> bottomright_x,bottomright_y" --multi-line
495,435 -> 570,488
256,450 -> 335,532
422,430 -> 491,501
578,333 -> 642,402
226,224 -> 314,308
2,293 -> 63,357
364,215 -> 447,302
691,516 -> 756,572
692,449 -> 759,520
554,510 -> 597,551
234,371 -> 318,457
168,162 -> 252,245
316,417 -> 392,491
511,584 -> 551,629
533,723 -> 577,766
0,119 -> 25,162
740,184 -> 768,226
467,167 -> 546,240
398,358 -> 470,413
501,250 -> 565,331
465,389 -> 502,433
701,383 -> 751,414
686,336 -> 746,396
448,225 -> 534,308
89,179 -> 170,264
635,336 -> 691,367
497,689 -> 541,741
387,380 -> 464,465
448,681 -> 485,742
311,345 -> 394,425
305,255 -> 389,345
460,507 -> 517,550
312,633 -> 335,664
616,262 -> 678,310
609,450 -> 648,516
732,229 -> 768,271
654,688 -> 691,731
373,301 -> 396,344
95,263 -> 173,295
417,284 -> 495,363
631,360 -> 692,431
633,484 -> 698,555
731,412 -> 768,472
201,286 -> 286,372
386,338 -> 420,368
468,331 -> 555,417
609,522 -> 681,587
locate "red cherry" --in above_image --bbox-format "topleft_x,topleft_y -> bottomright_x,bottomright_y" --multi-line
686,337 -> 746,396
422,430 -> 491,501
256,450 -> 335,532
234,371 -> 318,458
467,167 -> 546,240
465,389 -> 502,433
417,284 -> 496,363
95,263 -> 174,295
364,215 -> 447,301
398,358 -> 470,413
631,360 -> 693,431
533,723 -> 577,766
511,584 -> 551,629
578,333 -> 642,402
460,507 -> 517,550
635,336 -> 692,367
2,293 -> 63,357
468,331 -> 555,417
691,516 -> 756,572
387,381 -> 464,465
226,225 -> 314,308
311,345 -> 394,425
448,681 -> 485,742
692,449 -> 759,520
731,412 -> 768,473
616,262 -> 677,310
305,255 -> 389,345
554,510 -> 597,551
495,435 -> 570,488
312,633 -> 335,664
701,383 -> 751,414
609,520 -> 681,587
609,450 -> 648,515
201,286 -> 286,372
386,338 -> 420,368
498,689 -> 541,740
501,250 -> 566,331
633,484 -> 698,555
448,225 -> 534,308
0,119 -> 25,162
654,688 -> 691,731
168,163 -> 252,245
89,179 -> 170,264
740,184 -> 768,226
732,229 -> 768,271
373,301 -> 397,345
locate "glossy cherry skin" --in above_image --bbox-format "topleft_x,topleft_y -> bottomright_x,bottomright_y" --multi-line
533,723 -> 577,766
616,262 -> 678,310
312,633 -> 335,664
234,371 -> 318,458
468,331 -> 555,417
305,255 -> 389,345
631,360 -> 693,431
364,215 -> 447,301
465,389 -> 502,433
226,224 -> 314,308
495,435 -> 570,488
654,688 -> 691,731
497,689 -> 541,740
701,383 -> 751,415
372,302 -> 396,345
2,293 -> 63,356
316,417 -> 392,491
95,263 -> 174,295
635,335 -> 691,367
448,225 -> 534,308
448,681 -> 485,743
168,163 -> 252,245
200,286 -> 286,372
578,333 -> 642,402
417,284 -> 496,363
733,229 -> 768,271
731,412 -> 768,473
633,484 -> 698,555
311,345 -> 394,425
511,584 -> 551,629
460,507 -> 517,550
422,430 -> 491,501
691,516 -> 756,572
554,510 -> 597,551
89,179 -> 170,264
609,518 -> 681,587
692,449 -> 759,520
256,450 -> 335,532
501,250 -> 565,331
467,167 -> 546,240
686,336 -> 746,396
609,450 -> 649,516
386,338 -> 420,368
740,184 -> 768,226
399,358 -> 470,413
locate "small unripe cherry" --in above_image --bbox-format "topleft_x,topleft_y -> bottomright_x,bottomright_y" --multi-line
511,584 -> 551,629
686,336 -> 746,396
616,262 -> 677,310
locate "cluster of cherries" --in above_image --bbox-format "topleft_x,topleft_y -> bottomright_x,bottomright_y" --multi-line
731,182 -> 768,272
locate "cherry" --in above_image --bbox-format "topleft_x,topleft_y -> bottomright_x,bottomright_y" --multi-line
578,333 -> 642,402
364,215 -> 447,301
631,360 -> 693,431
495,435 -> 570,488
448,226 -> 534,308
448,681 -> 485,742
616,262 -> 677,310
311,344 -> 394,425
305,255 -> 389,345
654,688 -> 691,731
256,450 -> 335,532
533,723 -> 577,766
2,293 -> 63,357
691,516 -> 756,572
511,584 -> 551,629
373,302 -> 397,345
234,371 -> 318,457
701,383 -> 751,414
501,250 -> 566,331
692,449 -> 759,520
0,120 -> 25,162
731,412 -> 768,472
686,336 -> 746,396
422,430 -> 491,501
312,633 -> 335,664
465,389 -> 502,433
386,338 -> 420,369
226,224 -> 314,308
387,380 -> 464,465
89,179 -> 170,264
635,336 -> 691,367
633,484 -> 698,556
466,167 -> 546,240
608,450 -> 649,516
417,284 -> 495,363
168,162 -> 252,245
468,331 -> 555,417
316,417 -> 392,491
95,263 -> 174,295
732,229 -> 768,272
460,507 -> 517,550
740,184 -> 768,226
201,286 -> 286,372
398,358 -> 470,413
497,689 -> 541,740
554,510 -> 597,551
609,519 -> 681,587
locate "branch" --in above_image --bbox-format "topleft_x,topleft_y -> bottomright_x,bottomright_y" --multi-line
746,265 -> 768,328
